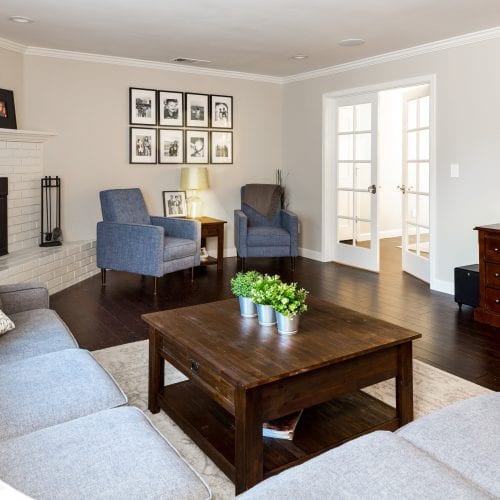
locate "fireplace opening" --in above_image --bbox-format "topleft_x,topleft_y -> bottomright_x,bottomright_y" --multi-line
0,177 -> 7,256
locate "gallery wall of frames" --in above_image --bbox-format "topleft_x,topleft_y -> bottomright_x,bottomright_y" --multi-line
129,87 -> 233,165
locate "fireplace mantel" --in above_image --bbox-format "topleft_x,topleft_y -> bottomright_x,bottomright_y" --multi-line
0,128 -> 57,143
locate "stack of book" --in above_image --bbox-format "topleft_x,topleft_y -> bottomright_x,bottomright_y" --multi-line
262,410 -> 303,440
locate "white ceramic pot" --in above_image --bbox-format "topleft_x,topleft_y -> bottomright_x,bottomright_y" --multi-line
276,311 -> 300,334
256,304 -> 276,326
239,296 -> 257,318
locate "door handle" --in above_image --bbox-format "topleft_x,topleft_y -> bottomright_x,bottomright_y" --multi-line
367,184 -> 377,194
397,185 -> 406,194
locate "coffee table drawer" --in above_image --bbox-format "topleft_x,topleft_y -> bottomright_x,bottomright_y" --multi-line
160,336 -> 234,411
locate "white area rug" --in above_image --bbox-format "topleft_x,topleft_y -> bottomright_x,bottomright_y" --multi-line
93,340 -> 491,499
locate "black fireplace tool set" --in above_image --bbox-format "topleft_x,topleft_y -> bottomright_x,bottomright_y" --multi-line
40,176 -> 62,247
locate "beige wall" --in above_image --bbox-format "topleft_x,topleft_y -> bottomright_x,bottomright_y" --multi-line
283,38 -> 500,289
20,56 -> 283,250
0,47 -> 24,125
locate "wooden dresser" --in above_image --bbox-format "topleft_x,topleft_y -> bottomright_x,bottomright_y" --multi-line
474,224 -> 500,327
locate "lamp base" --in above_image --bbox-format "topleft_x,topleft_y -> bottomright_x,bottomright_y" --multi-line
187,196 -> 203,218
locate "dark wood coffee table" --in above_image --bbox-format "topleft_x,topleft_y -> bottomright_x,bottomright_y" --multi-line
143,297 -> 421,494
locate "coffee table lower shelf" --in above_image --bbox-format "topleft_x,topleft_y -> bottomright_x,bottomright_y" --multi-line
157,380 -> 398,483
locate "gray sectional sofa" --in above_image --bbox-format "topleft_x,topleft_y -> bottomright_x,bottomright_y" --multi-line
239,392 -> 500,499
0,283 -> 210,500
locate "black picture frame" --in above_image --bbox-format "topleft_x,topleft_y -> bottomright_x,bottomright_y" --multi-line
158,128 -> 184,164
162,190 -> 187,217
211,131 -> 233,164
129,87 -> 157,126
158,90 -> 184,127
210,95 -> 232,129
0,89 -> 17,129
185,93 -> 209,128
130,127 -> 157,164
186,130 -> 209,164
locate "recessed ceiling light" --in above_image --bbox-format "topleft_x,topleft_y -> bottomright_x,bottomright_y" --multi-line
291,54 -> 308,60
9,16 -> 34,24
339,38 -> 365,47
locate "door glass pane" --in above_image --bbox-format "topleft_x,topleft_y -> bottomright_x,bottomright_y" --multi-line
338,106 -> 354,133
419,162 -> 429,193
407,131 -> 417,160
356,192 -> 371,220
338,218 -> 353,244
356,221 -> 371,249
418,195 -> 429,227
407,193 -> 417,223
355,103 -> 371,131
355,133 -> 371,161
355,163 -> 371,190
407,100 -> 417,129
418,129 -> 429,160
406,224 -> 417,254
419,96 -> 429,128
420,228 -> 430,257
407,163 -> 417,192
338,163 -> 353,189
337,191 -> 353,217
338,134 -> 354,161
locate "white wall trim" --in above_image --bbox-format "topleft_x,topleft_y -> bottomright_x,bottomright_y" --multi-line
283,26 -> 500,83
299,247 -> 324,262
0,36 -> 26,54
430,278 -> 453,295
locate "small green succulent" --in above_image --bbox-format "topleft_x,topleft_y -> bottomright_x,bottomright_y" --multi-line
230,270 -> 262,297
248,274 -> 282,305
271,281 -> 308,317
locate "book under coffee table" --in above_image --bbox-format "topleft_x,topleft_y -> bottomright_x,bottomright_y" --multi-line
143,297 -> 421,494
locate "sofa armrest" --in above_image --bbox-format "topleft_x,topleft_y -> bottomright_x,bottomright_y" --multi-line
96,221 -> 164,277
0,283 -> 49,314
281,209 -> 299,257
234,210 -> 248,257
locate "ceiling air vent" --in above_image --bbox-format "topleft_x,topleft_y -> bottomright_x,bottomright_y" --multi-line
171,57 -> 212,64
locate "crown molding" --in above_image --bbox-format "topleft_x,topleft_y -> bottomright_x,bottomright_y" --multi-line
0,129 -> 57,143
24,46 -> 283,84
283,26 -> 500,83
0,36 -> 27,54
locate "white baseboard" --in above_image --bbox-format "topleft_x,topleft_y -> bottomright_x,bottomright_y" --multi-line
223,247 -> 237,258
299,247 -> 324,261
430,278 -> 453,295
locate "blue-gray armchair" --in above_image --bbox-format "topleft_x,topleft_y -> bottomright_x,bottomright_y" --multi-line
234,184 -> 298,270
96,188 -> 201,294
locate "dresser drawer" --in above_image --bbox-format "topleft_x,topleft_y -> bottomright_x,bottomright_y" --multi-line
159,336 -> 234,411
485,263 -> 500,289
201,224 -> 221,238
485,287 -> 500,313
484,236 -> 500,262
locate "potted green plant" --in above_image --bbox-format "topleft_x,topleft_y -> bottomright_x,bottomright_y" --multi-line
271,281 -> 308,334
230,270 -> 262,317
249,274 -> 282,326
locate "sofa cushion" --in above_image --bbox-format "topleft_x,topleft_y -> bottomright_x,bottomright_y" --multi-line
163,236 -> 196,260
397,392 -> 499,498
0,407 -> 211,500
0,349 -> 127,440
247,226 -> 290,247
0,309 -> 15,335
0,309 -> 77,365
238,431 -> 488,499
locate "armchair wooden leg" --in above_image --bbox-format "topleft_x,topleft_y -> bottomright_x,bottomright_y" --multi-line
101,269 -> 106,286
191,267 -> 194,282
153,277 -> 158,296
240,257 -> 245,271
291,256 -> 296,271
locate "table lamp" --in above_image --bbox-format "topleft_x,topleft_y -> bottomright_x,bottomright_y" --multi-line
180,166 -> 209,218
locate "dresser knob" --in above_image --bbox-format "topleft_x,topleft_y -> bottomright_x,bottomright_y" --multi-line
190,360 -> 200,373
496,299 -> 500,304
495,248 -> 499,252
496,273 -> 500,278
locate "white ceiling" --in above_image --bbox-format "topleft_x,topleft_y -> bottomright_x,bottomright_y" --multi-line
1,0 -> 500,77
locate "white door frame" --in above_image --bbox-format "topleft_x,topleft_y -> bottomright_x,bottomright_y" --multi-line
322,74 -> 437,287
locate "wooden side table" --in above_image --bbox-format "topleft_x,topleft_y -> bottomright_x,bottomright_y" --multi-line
197,216 -> 226,271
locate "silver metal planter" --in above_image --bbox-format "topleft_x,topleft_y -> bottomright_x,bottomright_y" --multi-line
239,296 -> 257,318
276,311 -> 300,335
257,304 -> 276,326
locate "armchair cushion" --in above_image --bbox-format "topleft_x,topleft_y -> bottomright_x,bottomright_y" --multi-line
247,226 -> 291,247
163,237 -> 197,260
100,188 -> 150,225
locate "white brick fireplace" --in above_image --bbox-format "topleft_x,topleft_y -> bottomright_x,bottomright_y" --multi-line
0,129 -> 98,294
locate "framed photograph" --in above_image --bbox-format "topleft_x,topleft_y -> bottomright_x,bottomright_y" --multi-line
211,131 -> 233,164
210,95 -> 232,129
162,191 -> 187,217
158,129 -> 184,164
0,89 -> 17,129
130,127 -> 157,164
186,130 -> 209,164
129,87 -> 157,125
185,93 -> 209,127
159,90 -> 184,127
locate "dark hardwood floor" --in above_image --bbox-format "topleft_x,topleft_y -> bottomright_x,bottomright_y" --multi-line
51,238 -> 500,391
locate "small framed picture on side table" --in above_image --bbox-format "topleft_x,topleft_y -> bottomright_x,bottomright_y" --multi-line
162,190 -> 187,217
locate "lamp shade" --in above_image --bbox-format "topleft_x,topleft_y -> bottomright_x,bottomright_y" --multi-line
180,167 -> 209,191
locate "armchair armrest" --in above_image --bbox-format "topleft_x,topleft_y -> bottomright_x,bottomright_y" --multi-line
0,283 -> 49,314
96,221 -> 164,277
234,210 -> 248,257
281,209 -> 299,257
150,216 -> 201,242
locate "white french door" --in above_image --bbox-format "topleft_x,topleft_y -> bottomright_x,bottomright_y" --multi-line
401,86 -> 430,282
333,92 -> 379,272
